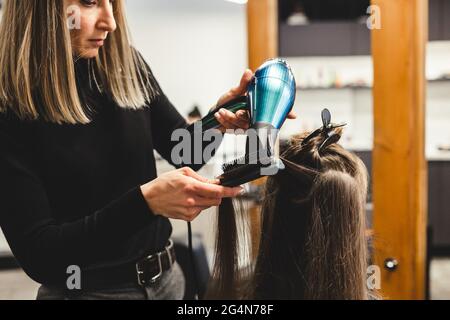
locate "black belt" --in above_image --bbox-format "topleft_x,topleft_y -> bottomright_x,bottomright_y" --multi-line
135,239 -> 176,286
80,240 -> 176,290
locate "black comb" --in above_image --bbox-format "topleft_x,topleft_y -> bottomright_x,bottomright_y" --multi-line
217,136 -> 285,187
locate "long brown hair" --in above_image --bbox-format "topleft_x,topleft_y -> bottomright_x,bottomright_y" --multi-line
210,129 -> 369,300
0,0 -> 158,124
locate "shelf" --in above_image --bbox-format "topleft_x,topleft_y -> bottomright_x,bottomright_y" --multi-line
296,78 -> 450,91
297,85 -> 371,91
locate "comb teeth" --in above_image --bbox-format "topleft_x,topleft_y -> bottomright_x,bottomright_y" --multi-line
222,152 -> 257,172
222,147 -> 273,172
218,155 -> 285,187
222,155 -> 246,172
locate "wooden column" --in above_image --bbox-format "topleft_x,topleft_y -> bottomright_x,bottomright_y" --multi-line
247,0 -> 278,71
246,0 -> 278,258
371,0 -> 428,299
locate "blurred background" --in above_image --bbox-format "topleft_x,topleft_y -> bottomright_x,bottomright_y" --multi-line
1,0 -> 449,300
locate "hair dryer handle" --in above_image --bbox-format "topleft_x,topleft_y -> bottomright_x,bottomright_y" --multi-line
187,96 -> 248,133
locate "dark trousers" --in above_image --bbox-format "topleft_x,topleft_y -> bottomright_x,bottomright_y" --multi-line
36,262 -> 185,300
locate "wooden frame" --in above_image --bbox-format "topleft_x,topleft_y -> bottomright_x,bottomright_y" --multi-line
371,0 -> 428,300
247,0 -> 278,71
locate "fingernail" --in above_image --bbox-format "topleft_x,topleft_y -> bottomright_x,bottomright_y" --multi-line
219,109 -> 226,115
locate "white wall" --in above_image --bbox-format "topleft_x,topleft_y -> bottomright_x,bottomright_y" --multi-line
126,0 -> 248,117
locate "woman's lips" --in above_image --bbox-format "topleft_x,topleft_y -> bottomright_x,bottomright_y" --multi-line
88,39 -> 105,47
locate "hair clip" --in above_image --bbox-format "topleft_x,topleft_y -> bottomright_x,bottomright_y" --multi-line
301,108 -> 347,152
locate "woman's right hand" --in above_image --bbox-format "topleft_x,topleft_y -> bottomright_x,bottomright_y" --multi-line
140,167 -> 243,222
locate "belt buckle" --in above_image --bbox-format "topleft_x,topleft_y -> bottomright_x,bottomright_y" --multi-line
136,252 -> 163,286
165,239 -> 174,267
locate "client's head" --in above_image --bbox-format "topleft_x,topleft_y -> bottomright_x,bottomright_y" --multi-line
210,126 -> 369,300
251,128 -> 369,300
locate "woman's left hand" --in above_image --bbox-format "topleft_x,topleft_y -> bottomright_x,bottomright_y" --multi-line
213,69 -> 297,133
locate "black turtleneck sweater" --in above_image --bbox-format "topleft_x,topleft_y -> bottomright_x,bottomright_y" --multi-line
0,57 -> 217,286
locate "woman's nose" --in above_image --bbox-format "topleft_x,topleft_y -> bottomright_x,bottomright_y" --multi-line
96,5 -> 117,33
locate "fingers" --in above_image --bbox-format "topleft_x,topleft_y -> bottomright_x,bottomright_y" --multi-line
209,179 -> 221,185
235,110 -> 250,122
231,69 -> 254,96
287,110 -> 298,119
172,206 -> 207,222
185,196 -> 222,208
179,195 -> 223,222
214,69 -> 254,113
178,167 -> 243,198
191,180 -> 243,199
215,108 -> 250,131
179,167 -> 216,184
184,207 -> 210,222
215,111 -> 238,130
186,207 -> 208,222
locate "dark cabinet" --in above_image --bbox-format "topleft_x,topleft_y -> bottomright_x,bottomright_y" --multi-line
429,0 -> 442,41
279,22 -> 354,57
279,21 -> 370,56
352,22 -> 371,56
429,0 -> 450,41
443,0 -> 450,40
354,150 -> 373,203
428,161 -> 450,248
428,162 -> 441,244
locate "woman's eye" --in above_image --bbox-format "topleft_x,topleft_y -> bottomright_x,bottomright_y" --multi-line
80,0 -> 97,7
80,0 -> 114,7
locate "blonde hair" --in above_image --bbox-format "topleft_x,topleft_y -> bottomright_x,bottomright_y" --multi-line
0,0 -> 159,124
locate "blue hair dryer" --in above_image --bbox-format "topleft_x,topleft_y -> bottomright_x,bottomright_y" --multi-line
248,58 -> 296,130
187,58 -> 296,136
214,58 -> 297,187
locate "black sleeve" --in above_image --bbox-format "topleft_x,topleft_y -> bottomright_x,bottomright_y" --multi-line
146,77 -> 223,172
149,93 -> 223,172
0,120 -> 157,285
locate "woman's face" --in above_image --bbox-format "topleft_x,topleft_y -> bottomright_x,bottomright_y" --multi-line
65,0 -> 117,58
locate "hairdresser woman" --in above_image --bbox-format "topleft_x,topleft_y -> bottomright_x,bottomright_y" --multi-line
0,0 -> 295,300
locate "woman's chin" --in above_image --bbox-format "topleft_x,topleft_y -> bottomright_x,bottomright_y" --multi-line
75,48 -> 100,59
